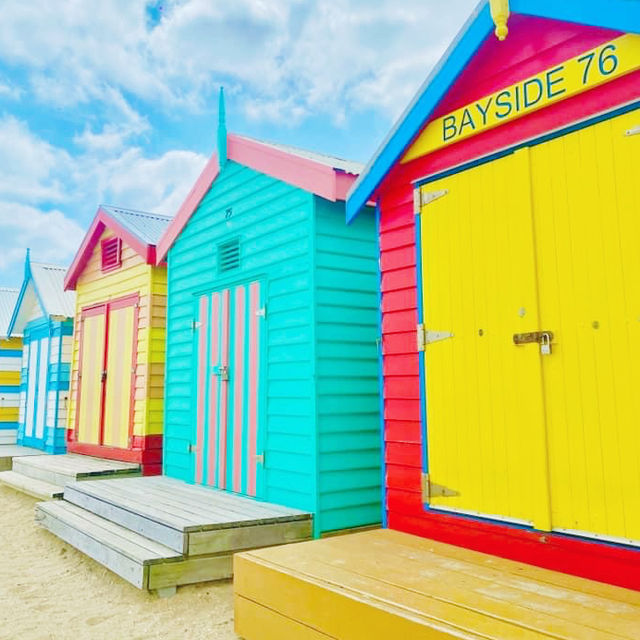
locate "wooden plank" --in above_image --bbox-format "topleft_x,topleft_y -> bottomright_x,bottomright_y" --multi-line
0,470 -> 63,499
36,503 -> 149,589
36,501 -> 181,561
147,553 -> 233,590
235,595 -> 336,640
188,519 -> 312,556
293,533 -> 639,638
236,531 -> 640,640
234,553 -> 496,640
63,483 -> 186,553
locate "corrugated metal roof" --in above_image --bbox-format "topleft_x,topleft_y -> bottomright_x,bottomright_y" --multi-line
242,136 -> 364,176
31,262 -> 76,318
0,288 -> 19,338
100,205 -> 173,246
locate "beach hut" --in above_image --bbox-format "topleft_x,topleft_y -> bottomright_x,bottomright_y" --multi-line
0,288 -> 22,446
234,1 -> 640,636
8,253 -> 75,453
63,206 -> 172,475
156,95 -> 381,537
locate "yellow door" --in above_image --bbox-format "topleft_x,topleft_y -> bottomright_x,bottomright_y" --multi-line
102,302 -> 136,449
418,149 -> 551,529
77,309 -> 106,445
530,110 -> 640,544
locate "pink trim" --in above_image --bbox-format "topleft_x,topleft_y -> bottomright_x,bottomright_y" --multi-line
247,282 -> 259,497
233,285 -> 245,494
65,206 -> 158,290
155,135 -> 362,263
195,295 -> 207,485
156,154 -> 220,264
218,289 -> 230,489
207,293 -> 220,486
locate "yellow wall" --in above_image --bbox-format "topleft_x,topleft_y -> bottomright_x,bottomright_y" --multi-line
67,228 -> 166,439
0,337 -> 22,426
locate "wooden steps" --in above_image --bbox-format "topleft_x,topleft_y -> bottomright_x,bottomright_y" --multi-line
37,475 -> 313,594
234,529 -> 640,640
0,470 -> 63,499
0,453 -> 140,499
0,444 -> 45,472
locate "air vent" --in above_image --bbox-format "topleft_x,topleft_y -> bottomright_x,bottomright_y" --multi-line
218,238 -> 240,272
101,237 -> 122,272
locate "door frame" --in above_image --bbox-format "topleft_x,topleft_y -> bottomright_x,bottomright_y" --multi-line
412,102 -> 640,531
72,292 -> 139,453
191,276 -> 267,499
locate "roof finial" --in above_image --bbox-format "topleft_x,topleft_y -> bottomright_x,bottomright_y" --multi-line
490,0 -> 510,41
25,248 -> 31,278
217,87 -> 227,167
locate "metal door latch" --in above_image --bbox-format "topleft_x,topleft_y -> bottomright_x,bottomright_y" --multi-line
513,331 -> 555,355
213,365 -> 229,381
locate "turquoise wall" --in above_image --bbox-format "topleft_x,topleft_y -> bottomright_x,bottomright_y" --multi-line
164,159 -> 380,535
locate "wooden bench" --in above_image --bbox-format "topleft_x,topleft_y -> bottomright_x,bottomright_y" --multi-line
234,529 -> 640,639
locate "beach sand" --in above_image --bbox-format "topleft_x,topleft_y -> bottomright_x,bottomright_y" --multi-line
0,485 -> 238,640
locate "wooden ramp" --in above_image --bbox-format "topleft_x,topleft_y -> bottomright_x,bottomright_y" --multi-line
234,529 -> 640,640
36,475 -> 312,595
0,453 -> 140,499
0,444 -> 45,471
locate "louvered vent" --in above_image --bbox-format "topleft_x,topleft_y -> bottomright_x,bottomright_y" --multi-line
101,237 -> 122,272
218,238 -> 240,272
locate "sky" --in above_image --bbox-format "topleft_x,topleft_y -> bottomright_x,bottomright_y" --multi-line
0,0 -> 478,287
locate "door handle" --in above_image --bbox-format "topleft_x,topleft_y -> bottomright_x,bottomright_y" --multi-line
213,365 -> 229,381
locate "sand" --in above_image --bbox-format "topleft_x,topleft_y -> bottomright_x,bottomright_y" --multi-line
0,486 -> 238,640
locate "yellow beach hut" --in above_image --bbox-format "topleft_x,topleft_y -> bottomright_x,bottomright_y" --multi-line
64,205 -> 171,475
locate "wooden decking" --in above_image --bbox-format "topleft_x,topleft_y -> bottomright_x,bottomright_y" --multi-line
0,444 -> 45,471
0,453 -> 140,499
36,475 -> 313,594
234,529 -> 640,639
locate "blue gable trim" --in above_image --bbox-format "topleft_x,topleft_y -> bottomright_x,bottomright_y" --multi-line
8,252 -> 48,336
346,0 -> 640,222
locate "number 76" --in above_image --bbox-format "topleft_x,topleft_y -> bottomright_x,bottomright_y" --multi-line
578,44 -> 619,85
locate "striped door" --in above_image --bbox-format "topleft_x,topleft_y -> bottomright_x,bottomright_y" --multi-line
193,281 -> 264,498
23,336 -> 50,447
76,295 -> 138,449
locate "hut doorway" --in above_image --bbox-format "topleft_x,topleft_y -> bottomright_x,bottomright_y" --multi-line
75,294 -> 139,451
192,280 -> 265,499
23,330 -> 50,449
417,109 -> 640,545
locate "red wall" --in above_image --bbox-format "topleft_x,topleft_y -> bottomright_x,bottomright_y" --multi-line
378,16 -> 640,590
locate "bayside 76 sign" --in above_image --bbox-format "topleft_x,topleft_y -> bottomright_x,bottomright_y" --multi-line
403,34 -> 640,163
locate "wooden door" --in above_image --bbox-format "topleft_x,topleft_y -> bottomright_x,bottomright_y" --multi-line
417,149 -> 551,530
193,281 -> 264,498
530,109 -> 640,545
23,336 -> 50,447
76,295 -> 138,449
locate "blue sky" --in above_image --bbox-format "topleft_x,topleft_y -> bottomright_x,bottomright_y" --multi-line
0,0 -> 477,287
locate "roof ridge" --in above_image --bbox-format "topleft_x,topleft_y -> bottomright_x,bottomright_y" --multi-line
31,262 -> 68,271
237,134 -> 364,169
101,204 -> 173,220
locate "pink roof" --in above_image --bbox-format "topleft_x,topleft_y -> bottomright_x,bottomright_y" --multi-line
156,134 -> 363,263
65,205 -> 171,290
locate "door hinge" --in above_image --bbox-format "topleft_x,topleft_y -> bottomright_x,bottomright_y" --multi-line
625,125 -> 640,137
192,320 -> 202,332
421,473 -> 459,501
414,188 -> 449,214
417,324 -> 454,352
254,453 -> 265,466
255,305 -> 267,318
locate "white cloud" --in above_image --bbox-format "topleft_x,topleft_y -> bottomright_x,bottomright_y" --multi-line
0,203 -> 85,270
0,0 -> 478,122
0,116 -> 72,202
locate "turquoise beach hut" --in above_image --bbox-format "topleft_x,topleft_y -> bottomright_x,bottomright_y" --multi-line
8,252 -> 75,453
156,96 -> 381,537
